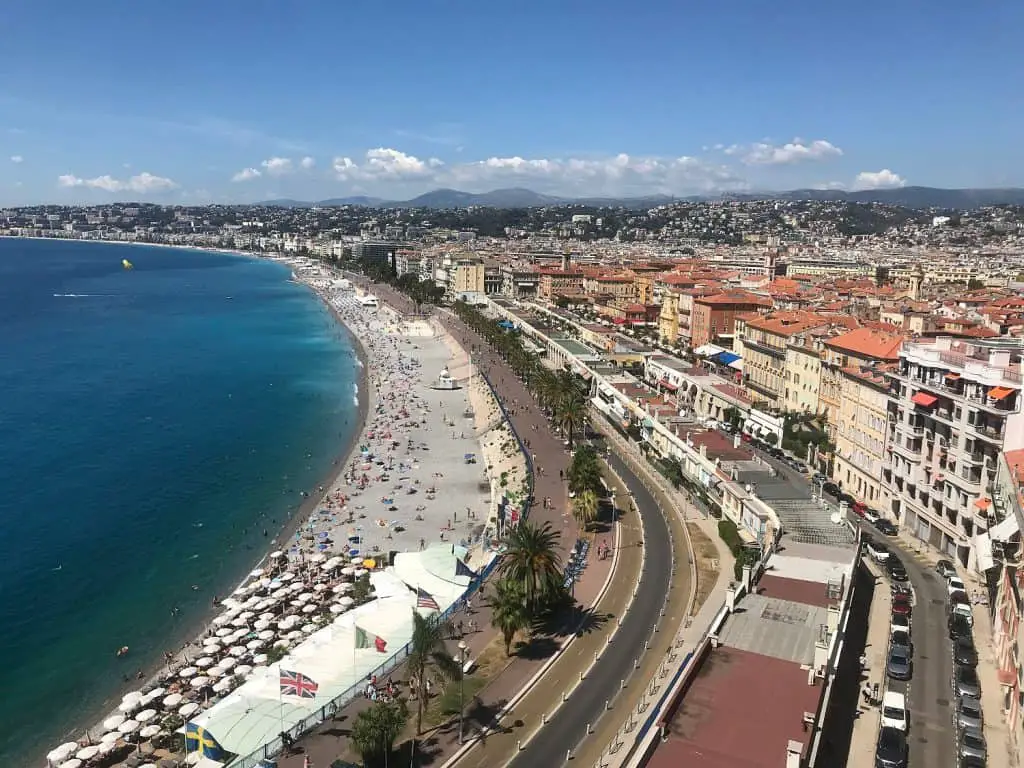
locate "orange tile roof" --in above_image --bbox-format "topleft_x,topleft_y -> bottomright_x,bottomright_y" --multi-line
825,327 -> 904,360
695,291 -> 773,307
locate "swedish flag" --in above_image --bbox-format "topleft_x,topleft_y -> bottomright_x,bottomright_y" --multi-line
185,722 -> 227,760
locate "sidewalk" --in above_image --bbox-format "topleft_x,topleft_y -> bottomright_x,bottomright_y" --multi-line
973,605 -> 1016,768
847,558 -> 892,768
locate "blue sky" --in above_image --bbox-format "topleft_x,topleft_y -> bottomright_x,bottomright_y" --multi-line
1,0 -> 1021,204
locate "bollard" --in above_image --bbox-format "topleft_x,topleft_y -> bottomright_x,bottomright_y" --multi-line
542,712 -> 548,724
635,657 -> 640,669
653,622 -> 659,634
645,640 -> 650,651
517,740 -> 521,751
563,690 -> 568,702
621,678 -> 625,690
580,670 -> 584,682
566,749 -> 571,762
587,722 -> 593,734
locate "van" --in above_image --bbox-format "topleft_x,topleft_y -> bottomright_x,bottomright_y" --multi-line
881,691 -> 908,731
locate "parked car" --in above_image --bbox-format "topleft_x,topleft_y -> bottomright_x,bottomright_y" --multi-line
948,576 -> 967,596
891,628 -> 912,653
949,592 -> 975,626
955,694 -> 984,731
937,559 -> 957,579
891,582 -> 913,598
891,613 -> 911,635
887,643 -> 913,681
949,614 -> 973,642
954,637 -> 978,667
823,481 -> 840,497
839,492 -> 857,507
891,596 -> 912,617
959,755 -> 987,768
866,540 -> 891,563
953,664 -> 982,699
875,726 -> 909,768
881,690 -> 908,731
958,726 -> 987,762
863,508 -> 881,524
875,519 -> 899,536
889,561 -> 909,581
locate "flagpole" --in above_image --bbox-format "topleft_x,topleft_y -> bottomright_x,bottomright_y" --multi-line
183,718 -> 189,764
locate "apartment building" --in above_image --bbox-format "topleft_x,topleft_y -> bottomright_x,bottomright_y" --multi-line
883,337 -> 1024,569
500,266 -> 540,299
820,327 -> 903,431
690,291 -> 773,349
538,268 -> 584,300
736,313 -> 830,409
658,291 -> 681,346
833,364 -> 893,507
783,332 -> 825,414
583,274 -> 637,300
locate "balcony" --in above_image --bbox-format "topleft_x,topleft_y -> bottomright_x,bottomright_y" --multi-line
742,337 -> 786,359
891,437 -> 924,462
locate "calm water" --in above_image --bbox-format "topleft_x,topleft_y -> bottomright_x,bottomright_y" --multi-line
0,240 -> 359,764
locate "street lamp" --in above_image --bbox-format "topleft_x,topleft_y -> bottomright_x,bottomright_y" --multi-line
458,640 -> 469,744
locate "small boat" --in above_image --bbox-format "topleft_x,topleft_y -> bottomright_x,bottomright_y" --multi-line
122,259 -> 133,270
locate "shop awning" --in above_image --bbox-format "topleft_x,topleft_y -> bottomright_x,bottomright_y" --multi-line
694,343 -> 725,357
659,378 -> 679,391
975,532 -> 995,571
945,372 -> 961,380
991,514 -> 1021,542
714,351 -> 741,366
728,358 -> 744,371
974,497 -> 993,511
911,392 -> 938,407
989,386 -> 1015,401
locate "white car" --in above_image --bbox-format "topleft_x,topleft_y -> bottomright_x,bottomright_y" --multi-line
863,509 -> 881,524
881,691 -> 908,731
865,540 -> 891,563
948,576 -> 967,596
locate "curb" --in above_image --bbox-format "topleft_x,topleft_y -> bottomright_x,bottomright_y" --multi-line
438,492 -> 626,768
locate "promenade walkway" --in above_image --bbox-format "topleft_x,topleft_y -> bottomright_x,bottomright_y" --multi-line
846,558 -> 892,768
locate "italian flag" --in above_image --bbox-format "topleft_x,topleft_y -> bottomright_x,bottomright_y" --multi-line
355,625 -> 387,653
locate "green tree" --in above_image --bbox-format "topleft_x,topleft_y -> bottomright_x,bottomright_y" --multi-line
500,521 -> 564,617
567,446 -> 603,496
407,611 -> 462,734
350,698 -> 409,768
488,577 -> 530,656
555,384 -> 587,450
572,488 -> 599,530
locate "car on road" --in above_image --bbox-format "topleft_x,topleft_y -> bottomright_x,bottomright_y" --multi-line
887,643 -> 913,681
866,540 -> 891,563
949,614 -> 973,642
959,755 -> 987,768
891,628 -> 912,654
875,726 -> 909,768
823,481 -> 840,497
875,519 -> 899,536
891,613 -> 911,635
958,726 -> 987,762
881,690 -> 908,731
954,637 -> 978,667
955,694 -> 984,731
954,664 -> 982,699
891,595 -> 912,617
937,559 -> 957,579
863,508 -> 881,524
950,592 -> 975,626
888,560 -> 909,581
948,576 -> 967,596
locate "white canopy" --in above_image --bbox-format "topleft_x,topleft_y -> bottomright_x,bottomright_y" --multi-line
103,714 -> 126,730
75,745 -> 100,761
118,719 -> 140,734
46,743 -> 78,763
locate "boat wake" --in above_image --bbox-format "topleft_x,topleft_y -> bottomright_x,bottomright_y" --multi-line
53,293 -> 111,298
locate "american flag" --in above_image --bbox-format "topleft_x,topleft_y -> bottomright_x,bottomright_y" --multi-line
416,587 -> 440,610
280,669 -> 319,699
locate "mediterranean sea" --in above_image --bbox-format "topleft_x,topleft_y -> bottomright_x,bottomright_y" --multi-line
0,239 -> 359,765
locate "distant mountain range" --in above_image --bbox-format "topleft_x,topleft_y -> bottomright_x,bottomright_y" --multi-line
255,185 -> 1024,210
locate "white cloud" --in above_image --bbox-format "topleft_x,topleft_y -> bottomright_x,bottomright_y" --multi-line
261,157 -> 293,175
330,148 -> 746,195
814,181 -> 847,191
726,138 -> 843,165
10,155 -> 23,163
300,156 -> 316,170
231,167 -> 262,182
57,171 -> 178,193
853,169 -> 906,190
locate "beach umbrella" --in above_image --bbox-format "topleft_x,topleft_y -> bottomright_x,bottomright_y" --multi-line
75,745 -> 101,761
162,693 -> 183,709
301,604 -> 317,614
252,653 -> 269,665
212,614 -> 232,626
228,646 -> 246,657
205,666 -> 225,679
354,568 -> 367,577
272,587 -> 289,599
309,552 -> 327,563
190,676 -> 211,689
249,567 -> 265,578
285,630 -> 304,641
118,698 -> 142,714
122,690 -> 144,702
312,583 -> 328,593
246,639 -> 264,651
339,596 -> 355,606
46,743 -> 79,764
218,657 -> 238,671
118,719 -> 141,734
203,642 -> 222,654
279,572 -> 295,582
143,686 -> 166,702
329,603 -> 346,614
178,702 -> 200,717
234,664 -> 253,676
178,667 -> 198,678
103,714 -> 126,730
139,724 -> 162,739
61,760 -> 82,768
230,616 -> 249,627
99,731 -> 120,744
253,619 -> 271,631
135,708 -> 158,723
257,629 -> 275,640
239,609 -> 256,620
340,567 -> 355,577
97,739 -> 119,754
270,550 -> 284,559
301,623 -> 317,633
274,639 -> 291,649
194,656 -> 215,668
350,556 -> 362,564
212,678 -> 234,694
333,583 -> 353,594
215,627 -> 233,638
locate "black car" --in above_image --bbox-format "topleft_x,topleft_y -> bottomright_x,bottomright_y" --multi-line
887,643 -> 912,681
839,492 -> 857,507
887,558 -> 909,581
959,754 -> 987,767
823,481 -> 840,497
949,614 -> 973,641
875,725 -> 908,768
954,637 -> 979,667
875,519 -> 899,536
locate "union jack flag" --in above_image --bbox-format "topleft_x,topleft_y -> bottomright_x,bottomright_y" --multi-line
280,669 -> 319,698
416,587 -> 440,610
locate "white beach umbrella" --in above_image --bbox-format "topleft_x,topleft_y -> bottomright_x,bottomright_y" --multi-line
162,693 -> 183,709
212,678 -> 234,694
253,619 -> 271,631
301,604 -> 317,614
228,646 -> 247,657
230,616 -> 249,627
98,738 -> 120,753
333,583 -> 353,594
302,623 -> 317,633
297,591 -> 314,601
239,609 -> 256,619
139,724 -> 162,739
190,676 -> 211,689
118,719 -> 140,734
215,627 -> 233,638
252,653 -> 269,665
259,611 -> 277,620
274,639 -> 291,649
309,552 -> 327,563
75,745 -> 101,761
100,731 -> 120,744
117,699 -> 142,714
329,603 -> 346,614
312,582 -> 328,592
270,550 -> 284,559
135,708 -> 158,723
279,572 -> 295,581
212,614 -> 232,626
350,556 -> 363,564
272,587 -> 289,599
257,629 -> 275,640
194,656 -> 215,668
234,664 -> 253,676
339,596 -> 355,606
285,630 -> 304,641
178,667 -> 198,678
250,567 -> 265,578
340,567 -> 355,577
103,714 -> 126,730
46,742 -> 79,764
143,686 -> 166,702
246,639 -> 264,651
178,702 -> 200,717
354,568 -> 367,577
204,642 -> 223,654
122,690 -> 144,703
218,656 -> 238,671
61,760 -> 82,768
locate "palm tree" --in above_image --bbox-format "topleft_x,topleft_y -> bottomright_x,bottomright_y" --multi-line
556,388 -> 587,450
407,610 -> 462,734
488,577 -> 530,656
350,698 -> 409,768
572,488 -> 599,531
500,521 -> 563,616
568,446 -> 603,496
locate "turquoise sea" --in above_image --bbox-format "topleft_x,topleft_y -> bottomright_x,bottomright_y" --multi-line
0,239 -> 359,765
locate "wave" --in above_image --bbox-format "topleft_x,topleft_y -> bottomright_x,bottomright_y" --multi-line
52,293 -> 111,298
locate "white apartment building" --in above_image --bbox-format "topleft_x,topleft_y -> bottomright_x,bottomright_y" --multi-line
884,337 -> 1024,570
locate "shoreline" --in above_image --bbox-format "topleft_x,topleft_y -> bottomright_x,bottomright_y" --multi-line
43,248 -> 373,758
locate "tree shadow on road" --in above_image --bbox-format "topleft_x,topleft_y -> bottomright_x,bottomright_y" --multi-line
514,635 -> 560,660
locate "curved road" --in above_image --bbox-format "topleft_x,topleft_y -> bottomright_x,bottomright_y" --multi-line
508,450 -> 674,765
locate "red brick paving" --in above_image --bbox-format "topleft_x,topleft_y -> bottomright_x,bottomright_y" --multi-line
756,573 -> 835,609
648,647 -> 819,768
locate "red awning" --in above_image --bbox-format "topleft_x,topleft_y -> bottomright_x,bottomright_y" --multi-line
989,386 -> 1015,401
911,392 -> 938,407
945,372 -> 961,380
660,379 -> 679,391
